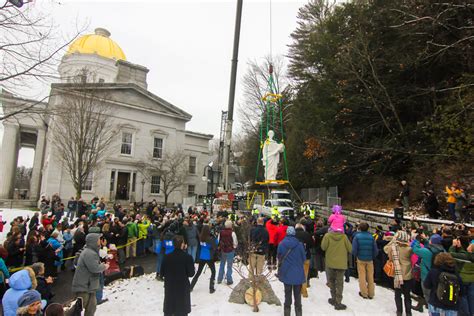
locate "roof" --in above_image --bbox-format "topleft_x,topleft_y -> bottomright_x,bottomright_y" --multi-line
67,28 -> 126,61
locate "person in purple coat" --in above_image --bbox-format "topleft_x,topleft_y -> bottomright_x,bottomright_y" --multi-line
277,226 -> 306,316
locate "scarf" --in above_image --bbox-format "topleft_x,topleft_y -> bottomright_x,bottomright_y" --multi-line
391,241 -> 404,288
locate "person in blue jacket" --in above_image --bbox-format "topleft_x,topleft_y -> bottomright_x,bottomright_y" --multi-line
2,268 -> 43,316
411,233 -> 445,304
352,222 -> 378,299
277,226 -> 306,316
190,225 -> 217,293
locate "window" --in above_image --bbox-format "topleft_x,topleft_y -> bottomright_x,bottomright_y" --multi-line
82,172 -> 93,191
151,176 -> 161,194
189,156 -> 196,174
188,185 -> 195,197
121,132 -> 133,155
153,137 -> 163,158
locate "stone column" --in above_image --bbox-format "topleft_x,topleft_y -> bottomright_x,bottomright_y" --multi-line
29,128 -> 46,201
0,123 -> 20,199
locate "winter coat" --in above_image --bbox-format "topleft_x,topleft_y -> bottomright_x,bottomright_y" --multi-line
198,238 -> 217,261
137,220 -> 150,239
72,229 -> 86,255
277,235 -> 306,285
37,241 -> 58,278
160,249 -> 195,315
275,225 -> 288,245
449,246 -> 474,283
2,269 -> 36,316
265,220 -> 279,245
0,258 -> 10,283
384,240 -> 413,281
63,231 -> 73,250
184,225 -> 199,247
36,276 -> 53,302
424,264 -> 462,310
47,237 -> 63,267
321,232 -> 352,270
126,222 -> 138,239
71,233 -> 106,293
28,216 -> 39,231
411,240 -> 445,281
328,213 -> 345,233
218,229 -> 238,253
295,228 -> 313,260
250,225 -> 269,255
352,231 -> 378,261
5,242 -> 24,268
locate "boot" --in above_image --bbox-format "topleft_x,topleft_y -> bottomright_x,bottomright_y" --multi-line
295,305 -> 302,316
209,280 -> 215,294
412,298 -> 424,313
284,306 -> 291,316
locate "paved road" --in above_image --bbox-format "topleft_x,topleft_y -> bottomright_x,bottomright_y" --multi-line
51,253 -> 158,304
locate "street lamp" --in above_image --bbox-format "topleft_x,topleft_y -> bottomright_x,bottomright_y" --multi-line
202,163 -> 214,196
141,179 -> 146,203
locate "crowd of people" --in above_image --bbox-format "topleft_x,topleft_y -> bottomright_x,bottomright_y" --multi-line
0,194 -> 472,316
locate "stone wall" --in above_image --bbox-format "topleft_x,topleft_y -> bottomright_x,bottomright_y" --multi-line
316,207 -> 466,232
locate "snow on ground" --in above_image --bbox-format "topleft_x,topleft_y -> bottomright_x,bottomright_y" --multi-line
97,267 -> 425,316
0,208 -> 36,243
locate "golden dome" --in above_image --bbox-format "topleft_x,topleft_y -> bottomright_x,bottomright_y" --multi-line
66,28 -> 126,61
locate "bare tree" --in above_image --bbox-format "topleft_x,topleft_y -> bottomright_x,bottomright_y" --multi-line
0,1 -> 84,120
138,151 -> 188,205
50,84 -> 115,198
238,55 -> 290,138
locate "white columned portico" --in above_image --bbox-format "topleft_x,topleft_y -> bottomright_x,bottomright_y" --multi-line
0,123 -> 20,198
30,128 -> 46,201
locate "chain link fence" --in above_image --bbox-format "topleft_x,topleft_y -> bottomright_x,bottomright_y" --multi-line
300,186 -> 341,207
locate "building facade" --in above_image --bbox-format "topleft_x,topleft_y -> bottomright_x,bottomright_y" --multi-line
0,28 -> 213,205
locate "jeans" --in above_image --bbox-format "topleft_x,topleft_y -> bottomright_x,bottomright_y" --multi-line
187,245 -> 198,262
428,304 -> 458,316
326,268 -> 345,304
126,237 -> 137,258
218,251 -> 234,283
117,248 -> 126,264
95,273 -> 105,303
136,238 -> 145,256
448,203 -> 456,221
67,208 -> 76,221
267,244 -> 277,266
156,251 -> 164,274
395,279 -> 412,314
422,281 -> 431,305
460,282 -> 474,316
284,284 -> 302,309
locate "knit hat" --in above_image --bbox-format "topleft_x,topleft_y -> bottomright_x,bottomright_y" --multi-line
430,234 -> 442,245
395,230 -> 409,243
88,226 -> 101,234
332,205 -> 342,214
17,290 -> 42,307
286,226 -> 296,236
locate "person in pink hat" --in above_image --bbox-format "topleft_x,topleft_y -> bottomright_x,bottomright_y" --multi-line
328,205 -> 345,233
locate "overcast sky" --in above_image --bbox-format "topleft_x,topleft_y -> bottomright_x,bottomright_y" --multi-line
6,0 -> 308,167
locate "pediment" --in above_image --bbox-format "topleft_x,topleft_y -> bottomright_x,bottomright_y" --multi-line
50,83 -> 192,121
106,86 -> 192,121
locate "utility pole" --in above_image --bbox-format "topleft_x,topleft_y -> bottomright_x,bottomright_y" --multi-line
223,0 -> 243,191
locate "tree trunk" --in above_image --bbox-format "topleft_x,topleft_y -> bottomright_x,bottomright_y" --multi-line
164,194 -> 168,207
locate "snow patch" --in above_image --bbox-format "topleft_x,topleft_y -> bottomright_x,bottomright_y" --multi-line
97,266 -> 424,316
0,208 -> 36,243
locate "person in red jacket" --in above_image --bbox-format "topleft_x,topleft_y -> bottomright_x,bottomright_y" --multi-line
275,218 -> 288,246
266,217 -> 280,269
41,215 -> 55,228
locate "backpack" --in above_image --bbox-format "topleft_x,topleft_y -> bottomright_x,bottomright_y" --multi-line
436,271 -> 460,307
